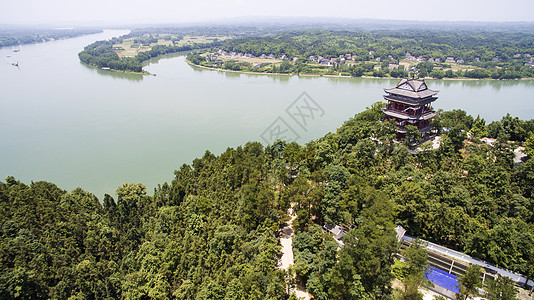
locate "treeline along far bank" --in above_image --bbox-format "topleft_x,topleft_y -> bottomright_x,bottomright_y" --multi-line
79,25 -> 534,78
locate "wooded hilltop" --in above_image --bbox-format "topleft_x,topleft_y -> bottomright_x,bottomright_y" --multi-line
1,104 -> 533,299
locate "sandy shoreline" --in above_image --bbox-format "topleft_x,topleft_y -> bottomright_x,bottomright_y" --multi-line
99,67 -> 153,76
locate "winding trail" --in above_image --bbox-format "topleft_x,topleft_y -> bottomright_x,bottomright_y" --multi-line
279,204 -> 311,300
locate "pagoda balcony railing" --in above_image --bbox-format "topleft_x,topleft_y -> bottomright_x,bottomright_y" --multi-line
382,107 -> 436,121
384,94 -> 438,106
385,104 -> 435,113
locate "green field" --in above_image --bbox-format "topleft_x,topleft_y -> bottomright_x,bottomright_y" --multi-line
113,35 -> 231,57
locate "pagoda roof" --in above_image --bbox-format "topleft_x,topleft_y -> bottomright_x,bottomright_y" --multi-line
383,95 -> 437,106
397,78 -> 425,90
381,107 -> 436,121
384,78 -> 439,99
384,87 -> 438,99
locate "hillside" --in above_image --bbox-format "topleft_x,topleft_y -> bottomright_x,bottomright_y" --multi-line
1,105 -> 533,299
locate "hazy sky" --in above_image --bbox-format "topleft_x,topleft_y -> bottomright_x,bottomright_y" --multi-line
2,0 -> 534,25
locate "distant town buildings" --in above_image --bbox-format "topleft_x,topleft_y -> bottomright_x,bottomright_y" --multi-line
214,48 -> 522,68
406,52 -> 417,60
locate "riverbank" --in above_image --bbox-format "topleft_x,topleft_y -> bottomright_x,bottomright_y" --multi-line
186,59 -> 302,77
0,28 -> 104,48
5,27 -> 533,199
186,59 -> 534,80
99,67 -> 154,76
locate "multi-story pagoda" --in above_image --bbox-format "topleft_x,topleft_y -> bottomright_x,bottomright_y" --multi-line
382,78 -> 438,140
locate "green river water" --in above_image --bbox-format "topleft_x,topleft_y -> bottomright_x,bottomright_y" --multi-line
1,29 -> 533,198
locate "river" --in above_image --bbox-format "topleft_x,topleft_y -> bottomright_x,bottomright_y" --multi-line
1,29 -> 533,198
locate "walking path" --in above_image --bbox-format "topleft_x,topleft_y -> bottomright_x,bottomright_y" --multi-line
279,204 -> 311,300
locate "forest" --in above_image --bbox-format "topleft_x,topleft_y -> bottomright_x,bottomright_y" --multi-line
190,30 -> 534,79
78,24 -> 534,77
1,103 -> 533,299
78,35 -> 222,73
0,27 -> 102,48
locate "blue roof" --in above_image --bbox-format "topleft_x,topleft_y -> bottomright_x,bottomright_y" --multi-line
425,267 -> 460,294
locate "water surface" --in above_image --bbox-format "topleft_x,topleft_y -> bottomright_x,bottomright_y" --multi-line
1,30 -> 533,198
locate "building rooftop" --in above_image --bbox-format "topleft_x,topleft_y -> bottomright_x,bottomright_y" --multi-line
324,224 -> 346,241
383,95 -> 437,106
385,78 -> 439,99
381,108 -> 436,121
514,147 -> 527,164
395,225 -> 406,242
425,268 -> 460,294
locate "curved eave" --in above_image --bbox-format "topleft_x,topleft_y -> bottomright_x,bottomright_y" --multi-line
383,95 -> 438,106
384,88 -> 439,99
382,108 -> 436,121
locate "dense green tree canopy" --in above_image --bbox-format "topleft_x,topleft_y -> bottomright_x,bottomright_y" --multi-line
187,29 -> 534,78
1,105 -> 533,299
